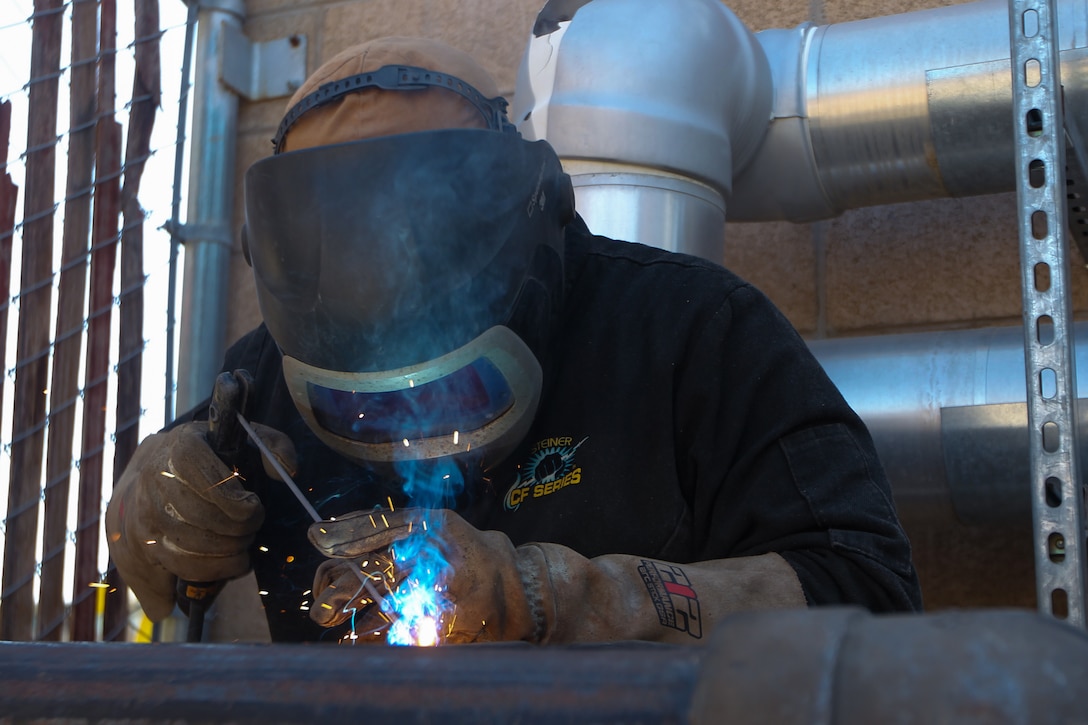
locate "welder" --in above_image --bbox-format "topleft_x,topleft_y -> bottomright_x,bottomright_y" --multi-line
106,37 -> 922,644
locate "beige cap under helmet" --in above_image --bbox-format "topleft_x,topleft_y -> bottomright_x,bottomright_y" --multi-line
276,37 -> 508,153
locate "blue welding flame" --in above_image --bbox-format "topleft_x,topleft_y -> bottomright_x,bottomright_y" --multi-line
384,458 -> 463,645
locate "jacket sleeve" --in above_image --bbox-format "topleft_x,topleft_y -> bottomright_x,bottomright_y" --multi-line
675,283 -> 923,613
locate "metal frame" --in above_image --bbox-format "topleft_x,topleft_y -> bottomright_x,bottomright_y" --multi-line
1009,0 -> 1087,626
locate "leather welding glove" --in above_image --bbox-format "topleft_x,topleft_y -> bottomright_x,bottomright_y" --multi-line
105,421 -> 297,621
308,507 -> 807,644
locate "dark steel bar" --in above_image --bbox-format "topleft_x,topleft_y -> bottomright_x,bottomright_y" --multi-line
0,0 -> 64,643
38,0 -> 100,643
72,0 -> 120,642
0,641 -> 702,723
2,609 -> 1087,723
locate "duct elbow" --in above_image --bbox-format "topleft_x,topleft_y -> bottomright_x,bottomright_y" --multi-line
514,0 -> 771,255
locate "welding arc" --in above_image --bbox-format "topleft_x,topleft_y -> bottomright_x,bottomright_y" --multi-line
235,413 -> 388,610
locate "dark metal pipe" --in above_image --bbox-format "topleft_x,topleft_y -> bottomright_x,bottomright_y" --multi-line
2,608 -> 1087,723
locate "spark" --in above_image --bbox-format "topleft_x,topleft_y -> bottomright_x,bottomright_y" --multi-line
259,590 -> 269,596
145,540 -> 157,545
109,532 -> 121,542
403,438 -> 410,447
387,496 -> 395,511
88,582 -> 109,589
369,514 -> 377,529
381,514 -> 389,528
453,430 -> 459,445
319,527 -> 327,534
407,521 -> 413,533
159,470 -> 176,479
422,520 -> 428,531
303,590 -> 311,596
321,603 -> 333,610
259,546 -> 269,552
408,379 -> 415,388
286,555 -> 295,563
210,469 -> 245,489
357,413 -> 365,419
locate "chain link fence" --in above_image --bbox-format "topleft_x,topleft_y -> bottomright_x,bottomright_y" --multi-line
0,0 -> 189,642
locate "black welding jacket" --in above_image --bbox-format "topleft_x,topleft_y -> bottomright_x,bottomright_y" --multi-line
204,221 -> 922,642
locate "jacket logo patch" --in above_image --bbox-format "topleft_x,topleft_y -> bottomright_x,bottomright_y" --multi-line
504,436 -> 588,511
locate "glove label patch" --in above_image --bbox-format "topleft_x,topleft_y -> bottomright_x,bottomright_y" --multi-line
638,560 -> 702,639
503,435 -> 588,511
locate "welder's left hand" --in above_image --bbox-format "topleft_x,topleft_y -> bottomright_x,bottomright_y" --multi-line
307,508 -> 546,643
308,508 -> 808,645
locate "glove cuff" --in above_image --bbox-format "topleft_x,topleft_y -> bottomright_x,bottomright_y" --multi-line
514,544 -> 553,643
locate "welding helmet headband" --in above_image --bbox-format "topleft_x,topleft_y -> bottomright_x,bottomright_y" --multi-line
244,128 -> 574,468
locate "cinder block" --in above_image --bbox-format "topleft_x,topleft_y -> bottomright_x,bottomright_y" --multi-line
727,220 -> 819,335
821,0 -> 961,25
724,0 -> 811,32
905,520 -> 1036,610
824,191 -> 1088,334
824,194 -> 1021,333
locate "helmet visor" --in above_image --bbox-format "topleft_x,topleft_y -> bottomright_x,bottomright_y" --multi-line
282,325 -> 540,464
307,357 -> 513,445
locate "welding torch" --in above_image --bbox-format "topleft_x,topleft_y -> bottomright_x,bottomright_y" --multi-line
177,369 -> 253,642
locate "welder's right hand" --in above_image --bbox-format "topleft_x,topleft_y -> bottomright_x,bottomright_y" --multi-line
105,421 -> 295,621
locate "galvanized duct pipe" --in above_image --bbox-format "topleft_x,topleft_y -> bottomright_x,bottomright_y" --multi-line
515,0 -> 773,259
810,323 -> 1088,527
176,0 -> 245,415
2,608 -> 1085,722
517,0 -> 1088,243
732,0 -> 1088,222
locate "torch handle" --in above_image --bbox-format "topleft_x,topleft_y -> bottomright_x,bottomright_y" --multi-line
179,370 -> 254,642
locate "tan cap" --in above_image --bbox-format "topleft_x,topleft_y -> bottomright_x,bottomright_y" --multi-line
278,37 -> 504,153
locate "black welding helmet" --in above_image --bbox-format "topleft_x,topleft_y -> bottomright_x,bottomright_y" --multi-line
243,128 -> 574,468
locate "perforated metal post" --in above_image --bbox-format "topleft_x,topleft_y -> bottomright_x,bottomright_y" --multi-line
1009,0 -> 1087,626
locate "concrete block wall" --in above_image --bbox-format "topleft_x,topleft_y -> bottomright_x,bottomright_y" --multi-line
225,0 -> 1088,615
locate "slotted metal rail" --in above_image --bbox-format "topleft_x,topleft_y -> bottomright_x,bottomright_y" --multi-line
1009,0 -> 1088,626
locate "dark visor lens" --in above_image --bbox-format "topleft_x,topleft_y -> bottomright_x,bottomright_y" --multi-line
308,358 -> 514,444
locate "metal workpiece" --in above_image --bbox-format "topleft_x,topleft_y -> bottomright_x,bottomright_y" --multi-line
809,324 -> 1088,527
732,0 -> 1088,222
514,0 -> 771,254
3,608 -> 1087,723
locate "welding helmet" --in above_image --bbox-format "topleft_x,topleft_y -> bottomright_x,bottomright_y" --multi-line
243,39 -> 575,469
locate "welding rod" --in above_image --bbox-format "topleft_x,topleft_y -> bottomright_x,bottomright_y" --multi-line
235,413 -> 388,608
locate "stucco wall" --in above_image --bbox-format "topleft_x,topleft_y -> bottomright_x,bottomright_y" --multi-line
224,0 -> 1087,614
